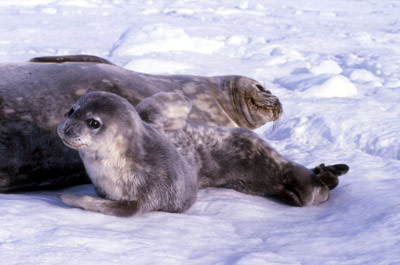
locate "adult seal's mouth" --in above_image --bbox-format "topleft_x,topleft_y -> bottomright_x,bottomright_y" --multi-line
246,91 -> 283,124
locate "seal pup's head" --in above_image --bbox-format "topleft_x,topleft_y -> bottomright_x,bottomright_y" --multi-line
57,91 -> 145,158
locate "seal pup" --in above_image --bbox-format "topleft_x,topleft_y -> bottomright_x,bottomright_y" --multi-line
57,91 -> 197,216
136,92 -> 349,206
0,55 -> 282,192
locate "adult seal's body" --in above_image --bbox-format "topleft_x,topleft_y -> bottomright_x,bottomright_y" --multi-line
58,92 -> 349,216
58,91 -> 197,216
0,55 -> 282,192
137,92 -> 350,207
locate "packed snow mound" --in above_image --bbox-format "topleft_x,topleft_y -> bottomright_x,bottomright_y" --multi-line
348,69 -> 379,82
310,60 -> 343,75
305,75 -> 357,98
110,23 -> 225,57
275,74 -> 357,98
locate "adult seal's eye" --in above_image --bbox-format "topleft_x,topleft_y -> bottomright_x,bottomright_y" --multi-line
256,84 -> 266,92
86,118 -> 101,129
256,84 -> 272,95
66,107 -> 74,117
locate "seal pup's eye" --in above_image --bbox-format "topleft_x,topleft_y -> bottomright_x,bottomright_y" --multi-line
86,118 -> 101,130
66,107 -> 74,117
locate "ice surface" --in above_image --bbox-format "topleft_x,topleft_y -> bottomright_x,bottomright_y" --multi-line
1,0 -> 400,264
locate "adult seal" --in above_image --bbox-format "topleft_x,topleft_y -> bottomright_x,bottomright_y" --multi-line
0,55 -> 282,192
58,92 -> 349,216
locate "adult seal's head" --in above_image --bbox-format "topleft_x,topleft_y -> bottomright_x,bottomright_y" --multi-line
213,76 -> 282,129
29,55 -> 282,129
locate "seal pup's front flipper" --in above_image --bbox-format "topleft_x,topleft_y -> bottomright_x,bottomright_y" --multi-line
29,54 -> 115,65
58,194 -> 139,217
137,92 -> 192,131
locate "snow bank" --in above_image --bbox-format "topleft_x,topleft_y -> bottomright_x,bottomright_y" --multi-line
110,23 -> 225,57
275,74 -> 357,98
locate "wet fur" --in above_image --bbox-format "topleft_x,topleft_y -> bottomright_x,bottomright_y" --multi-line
57,92 -> 197,216
137,92 -> 349,207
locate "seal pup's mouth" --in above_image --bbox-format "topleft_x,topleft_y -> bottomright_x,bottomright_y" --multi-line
57,121 -> 88,150
59,137 -> 87,150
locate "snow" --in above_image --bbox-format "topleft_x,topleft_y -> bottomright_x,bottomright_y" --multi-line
310,60 -> 342,75
110,23 -> 225,57
305,75 -> 358,98
1,0 -> 400,264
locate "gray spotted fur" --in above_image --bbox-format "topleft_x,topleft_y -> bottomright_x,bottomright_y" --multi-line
137,92 -> 350,207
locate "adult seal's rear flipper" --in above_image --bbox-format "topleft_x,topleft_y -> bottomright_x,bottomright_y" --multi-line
29,54 -> 115,65
137,92 -> 192,131
312,164 -> 350,190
